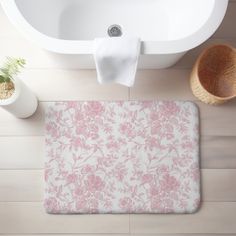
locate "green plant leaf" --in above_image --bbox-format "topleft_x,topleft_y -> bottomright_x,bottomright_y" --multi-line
0,75 -> 5,83
0,57 -> 26,83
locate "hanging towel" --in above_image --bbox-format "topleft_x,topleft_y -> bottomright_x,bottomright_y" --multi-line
94,37 -> 141,87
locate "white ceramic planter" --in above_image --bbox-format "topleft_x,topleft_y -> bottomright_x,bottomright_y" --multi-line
0,77 -> 38,118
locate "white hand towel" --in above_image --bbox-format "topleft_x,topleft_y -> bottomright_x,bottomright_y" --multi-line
94,37 -> 141,87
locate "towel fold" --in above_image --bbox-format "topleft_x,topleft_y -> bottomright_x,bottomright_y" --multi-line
94,37 -> 141,87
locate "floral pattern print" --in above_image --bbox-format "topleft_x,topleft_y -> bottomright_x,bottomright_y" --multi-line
44,101 -> 200,214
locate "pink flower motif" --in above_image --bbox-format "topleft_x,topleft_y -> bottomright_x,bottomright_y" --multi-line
160,101 -> 180,116
66,173 -> 78,184
76,197 -> 87,211
106,140 -> 119,150
44,197 -> 59,212
114,164 -> 127,181
86,175 -> 105,192
66,101 -> 78,110
104,199 -> 113,209
182,141 -> 194,150
151,123 -> 161,135
164,124 -> 174,132
150,197 -> 174,213
119,122 -> 134,137
146,137 -> 160,150
76,124 -> 87,136
150,111 -> 159,121
46,122 -> 59,138
88,198 -> 99,212
75,111 -> 84,121
74,186 -> 83,196
87,124 -> 99,139
85,102 -> 105,117
142,174 -> 153,184
158,165 -> 169,174
98,155 -> 116,168
103,125 -> 113,134
141,101 -> 153,110
160,174 -> 180,192
150,196 -> 161,210
81,164 -> 94,174
120,122 -> 131,133
165,133 -> 174,140
150,186 -> 160,196
44,168 -> 51,181
119,197 -> 133,211
190,163 -> 200,183
72,137 -> 84,149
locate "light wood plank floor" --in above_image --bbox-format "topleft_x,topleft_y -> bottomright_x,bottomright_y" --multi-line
0,1 -> 236,235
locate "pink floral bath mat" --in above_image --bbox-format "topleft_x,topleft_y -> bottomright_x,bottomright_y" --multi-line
44,101 -> 200,214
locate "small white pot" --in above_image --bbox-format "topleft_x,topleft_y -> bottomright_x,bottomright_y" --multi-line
0,77 -> 38,118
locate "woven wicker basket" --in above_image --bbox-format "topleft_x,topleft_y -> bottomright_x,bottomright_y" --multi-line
190,44 -> 236,105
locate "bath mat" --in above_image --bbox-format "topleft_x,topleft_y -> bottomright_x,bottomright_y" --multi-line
44,101 -> 200,214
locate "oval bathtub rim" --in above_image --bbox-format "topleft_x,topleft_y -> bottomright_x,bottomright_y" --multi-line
0,0 -> 229,55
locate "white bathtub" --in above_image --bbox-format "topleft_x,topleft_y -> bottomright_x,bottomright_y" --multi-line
1,0 -> 229,69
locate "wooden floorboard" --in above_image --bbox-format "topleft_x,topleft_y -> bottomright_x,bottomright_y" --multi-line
0,202 -> 129,234
201,136 -> 236,168
0,136 -> 44,169
0,1 -> 236,235
0,202 -> 236,234
130,202 -> 236,234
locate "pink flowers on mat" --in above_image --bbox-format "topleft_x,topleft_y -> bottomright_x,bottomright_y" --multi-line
86,175 -> 105,192
160,174 -> 180,192
44,101 -> 200,213
85,101 -> 105,116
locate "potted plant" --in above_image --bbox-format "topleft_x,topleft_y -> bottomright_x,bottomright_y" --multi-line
0,57 -> 38,118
